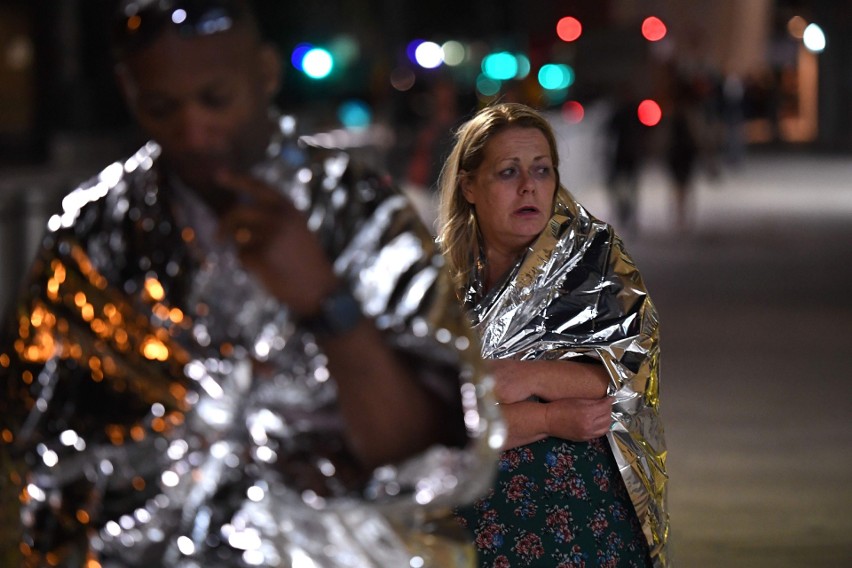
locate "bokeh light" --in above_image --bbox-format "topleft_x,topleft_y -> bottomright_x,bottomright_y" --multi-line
441,41 -> 466,66
787,15 -> 807,39
390,67 -> 416,91
538,63 -> 574,90
637,99 -> 662,126
641,17 -> 667,42
290,42 -> 313,72
556,17 -> 582,42
406,39 -> 424,65
515,54 -> 531,79
476,74 -> 501,97
301,47 -> 334,79
542,88 -> 569,106
415,41 -> 444,69
338,100 -> 372,129
561,100 -> 585,124
329,35 -> 359,67
803,23 -> 826,53
482,51 -> 518,81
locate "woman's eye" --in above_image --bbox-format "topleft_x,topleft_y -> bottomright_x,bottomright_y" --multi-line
532,166 -> 553,179
499,167 -> 517,178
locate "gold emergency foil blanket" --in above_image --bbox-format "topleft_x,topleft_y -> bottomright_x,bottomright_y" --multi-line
0,117 -> 503,567
463,187 -> 669,567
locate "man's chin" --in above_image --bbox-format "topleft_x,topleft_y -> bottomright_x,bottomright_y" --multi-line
170,159 -> 227,186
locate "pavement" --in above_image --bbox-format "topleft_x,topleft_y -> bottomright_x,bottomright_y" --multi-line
578,152 -> 852,567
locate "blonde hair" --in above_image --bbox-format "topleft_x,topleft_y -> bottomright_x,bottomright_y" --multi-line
436,102 -> 561,294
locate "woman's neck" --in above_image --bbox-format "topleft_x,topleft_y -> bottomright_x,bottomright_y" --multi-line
482,245 -> 525,293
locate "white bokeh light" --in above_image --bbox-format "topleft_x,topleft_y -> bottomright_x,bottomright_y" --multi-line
414,41 -> 443,69
803,23 -> 826,53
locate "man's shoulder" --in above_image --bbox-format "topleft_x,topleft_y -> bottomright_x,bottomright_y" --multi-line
52,142 -> 162,234
78,141 -> 161,188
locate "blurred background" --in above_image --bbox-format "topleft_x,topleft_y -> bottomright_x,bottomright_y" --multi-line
1,0 -> 850,566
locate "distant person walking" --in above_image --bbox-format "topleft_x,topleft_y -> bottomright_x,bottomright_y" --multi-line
605,93 -> 647,236
666,82 -> 703,232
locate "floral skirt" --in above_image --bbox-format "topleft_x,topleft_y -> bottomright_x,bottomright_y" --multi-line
455,436 -> 651,568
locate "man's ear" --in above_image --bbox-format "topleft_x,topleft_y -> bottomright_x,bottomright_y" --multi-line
258,44 -> 281,100
114,63 -> 139,113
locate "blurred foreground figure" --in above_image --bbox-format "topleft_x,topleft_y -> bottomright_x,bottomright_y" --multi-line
0,1 -> 502,566
437,103 -> 669,566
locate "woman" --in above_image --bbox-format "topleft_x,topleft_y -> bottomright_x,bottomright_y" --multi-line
436,103 -> 669,567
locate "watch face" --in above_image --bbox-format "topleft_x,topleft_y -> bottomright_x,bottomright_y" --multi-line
325,288 -> 362,334
305,287 -> 362,337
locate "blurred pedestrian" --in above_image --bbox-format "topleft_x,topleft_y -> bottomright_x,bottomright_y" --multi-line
405,78 -> 462,191
0,1 -> 501,566
604,90 -> 648,236
666,80 -> 703,232
436,102 -> 669,567
722,73 -> 747,168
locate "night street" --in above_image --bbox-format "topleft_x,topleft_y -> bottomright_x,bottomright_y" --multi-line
576,150 -> 852,567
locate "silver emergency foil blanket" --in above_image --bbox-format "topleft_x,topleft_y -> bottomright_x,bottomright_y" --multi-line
463,187 -> 669,567
0,116 -> 503,567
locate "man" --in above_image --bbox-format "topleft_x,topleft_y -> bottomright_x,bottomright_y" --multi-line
0,1 -> 501,565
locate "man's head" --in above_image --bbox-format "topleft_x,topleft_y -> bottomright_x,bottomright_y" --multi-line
112,0 -> 281,203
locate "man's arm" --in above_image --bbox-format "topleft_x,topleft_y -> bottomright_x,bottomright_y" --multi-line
215,170 -> 465,469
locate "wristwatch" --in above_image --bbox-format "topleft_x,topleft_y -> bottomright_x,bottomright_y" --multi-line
299,286 -> 363,338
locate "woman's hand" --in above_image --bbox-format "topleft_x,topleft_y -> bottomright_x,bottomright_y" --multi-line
497,396 -> 613,450
544,396 -> 613,441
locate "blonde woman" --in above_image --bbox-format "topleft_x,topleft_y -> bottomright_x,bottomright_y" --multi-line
437,103 -> 669,567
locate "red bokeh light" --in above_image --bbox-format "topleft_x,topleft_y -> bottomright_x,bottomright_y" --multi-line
562,101 -> 585,124
641,16 -> 667,42
637,99 -> 662,126
556,17 -> 583,42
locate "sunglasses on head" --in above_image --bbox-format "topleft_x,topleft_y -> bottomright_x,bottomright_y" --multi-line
112,0 -> 249,58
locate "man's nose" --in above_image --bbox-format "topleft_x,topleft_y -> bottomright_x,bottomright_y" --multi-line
174,105 -> 214,151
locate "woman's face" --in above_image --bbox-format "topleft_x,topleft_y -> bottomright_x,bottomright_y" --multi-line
462,127 -> 557,256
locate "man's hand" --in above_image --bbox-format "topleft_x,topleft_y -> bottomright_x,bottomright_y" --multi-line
215,170 -> 338,316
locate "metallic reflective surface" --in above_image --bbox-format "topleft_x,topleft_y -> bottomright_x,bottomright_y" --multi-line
463,187 -> 669,567
0,117 -> 503,567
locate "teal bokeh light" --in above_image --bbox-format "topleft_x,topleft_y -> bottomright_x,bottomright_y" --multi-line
538,63 -> 575,90
515,54 -> 531,79
482,52 -> 518,81
338,100 -> 372,128
476,74 -> 501,96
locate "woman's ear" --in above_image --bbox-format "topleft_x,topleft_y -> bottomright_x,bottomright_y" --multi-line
460,171 -> 475,204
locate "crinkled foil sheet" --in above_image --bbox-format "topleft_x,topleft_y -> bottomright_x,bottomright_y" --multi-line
0,118 -> 503,567
463,187 -> 669,566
